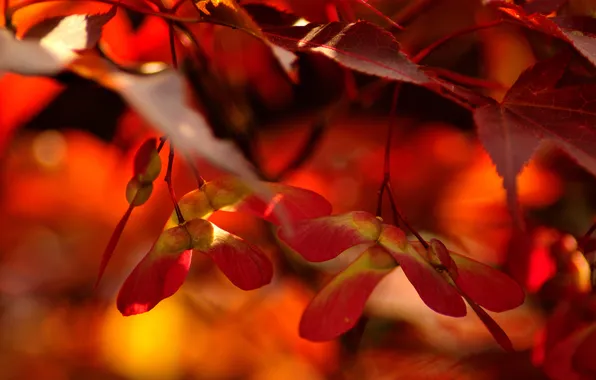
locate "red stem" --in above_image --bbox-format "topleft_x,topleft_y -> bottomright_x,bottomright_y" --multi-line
428,67 -> 508,90
412,19 -> 504,63
353,0 -> 403,30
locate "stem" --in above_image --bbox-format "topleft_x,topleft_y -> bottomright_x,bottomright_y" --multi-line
169,21 -> 179,69
376,84 -> 429,248
580,221 -> 596,252
387,183 -> 428,249
392,0 -> 435,26
412,19 -> 504,63
427,67 -> 508,90
157,135 -> 167,153
353,0 -> 403,30
165,143 -> 185,224
376,84 -> 399,217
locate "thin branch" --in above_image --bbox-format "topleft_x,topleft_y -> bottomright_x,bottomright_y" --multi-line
387,183 -> 428,249
169,21 -> 179,69
579,221 -> 596,252
376,84 -> 399,217
426,67 -> 508,90
166,143 -> 185,224
376,84 -> 429,248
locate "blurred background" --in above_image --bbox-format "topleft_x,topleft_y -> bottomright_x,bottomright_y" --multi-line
2,0 -> 596,379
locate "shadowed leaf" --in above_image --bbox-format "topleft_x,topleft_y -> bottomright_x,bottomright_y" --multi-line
277,211 -> 382,262
198,224 -> 273,290
473,53 -> 596,224
299,245 -> 395,341
229,182 -> 333,225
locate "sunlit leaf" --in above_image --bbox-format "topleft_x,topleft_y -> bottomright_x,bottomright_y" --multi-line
117,219 -> 214,315
263,21 -> 430,84
299,245 -> 395,341
450,252 -> 525,312
117,249 -> 193,316
0,6 -> 115,75
380,230 -> 467,317
277,211 -> 382,262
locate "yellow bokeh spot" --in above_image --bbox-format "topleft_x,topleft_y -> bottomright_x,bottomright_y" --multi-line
32,130 -> 66,169
100,299 -> 186,380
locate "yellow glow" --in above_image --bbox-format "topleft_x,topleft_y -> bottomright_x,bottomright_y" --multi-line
100,299 -> 186,380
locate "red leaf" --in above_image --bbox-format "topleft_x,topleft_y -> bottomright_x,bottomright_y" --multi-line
199,224 -> 273,290
380,232 -> 467,317
95,203 -> 134,287
450,252 -> 525,312
572,325 -> 596,376
523,0 -> 568,14
544,325 -> 596,380
277,211 -> 382,262
465,295 -> 515,352
263,21 -> 430,84
231,182 -> 333,224
117,248 -> 193,316
473,53 -> 596,223
299,245 -> 395,341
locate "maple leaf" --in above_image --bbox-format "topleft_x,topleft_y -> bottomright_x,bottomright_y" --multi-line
522,0 -> 569,14
115,177 -> 331,315
117,218 -> 272,315
277,211 -> 524,349
474,53 -> 596,227
263,21 -> 430,84
0,6 -> 115,75
493,2 -> 596,67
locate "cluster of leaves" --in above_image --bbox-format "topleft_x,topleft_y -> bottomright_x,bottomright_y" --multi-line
4,0 -> 596,377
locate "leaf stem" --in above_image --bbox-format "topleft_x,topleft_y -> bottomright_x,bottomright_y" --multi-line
412,19 -> 504,63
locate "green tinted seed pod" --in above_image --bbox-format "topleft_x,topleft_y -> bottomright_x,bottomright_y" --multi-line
133,138 -> 162,183
184,218 -> 216,251
154,225 -> 191,254
126,178 -> 153,206
137,150 -> 162,183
